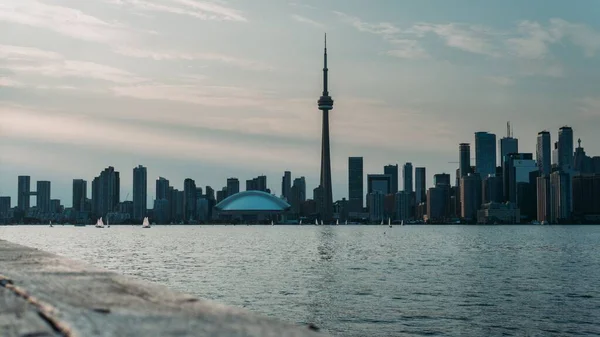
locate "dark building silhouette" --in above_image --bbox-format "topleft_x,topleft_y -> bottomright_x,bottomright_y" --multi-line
281,171 -> 291,200
290,177 -> 306,216
184,178 -> 197,221
367,174 -> 391,195
503,153 -> 536,203
500,122 -> 518,165
348,157 -> 363,213
18,175 -> 31,212
475,132 -> 496,177
402,163 -> 413,193
133,165 -> 147,221
572,174 -> 600,220
434,173 -> 451,187
558,126 -> 574,171
246,175 -> 267,192
537,175 -> 551,223
317,34 -> 335,221
415,167 -> 426,205
536,131 -> 551,175
0,197 -> 10,220
36,181 -> 51,213
72,179 -> 87,212
384,164 -> 398,194
460,173 -> 482,221
574,139 -> 594,174
227,178 -> 240,197
459,143 -> 471,179
482,175 -> 503,203
92,167 -> 120,218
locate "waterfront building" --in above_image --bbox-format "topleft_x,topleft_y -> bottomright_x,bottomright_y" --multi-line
460,173 -> 482,221
558,126 -> 574,171
427,187 -> 447,222
348,157 -> 364,213
550,171 -> 571,223
36,181 -> 51,213
72,179 -> 87,212
367,174 -> 391,195
537,176 -> 551,223
503,153 -> 536,203
133,166 -> 147,221
246,175 -> 267,192
367,191 -> 384,222
281,171 -> 291,200
215,190 -> 291,222
482,175 -> 503,203
384,164 -> 398,194
18,175 -> 31,212
415,167 -> 426,205
475,132 -> 497,177
395,191 -> 411,221
477,202 -> 520,224
227,178 -> 240,197
459,143 -> 471,179
0,196 -> 11,220
536,131 -> 551,175
184,178 -> 197,222
91,167 -> 120,218
572,174 -> 600,221
402,163 -> 413,193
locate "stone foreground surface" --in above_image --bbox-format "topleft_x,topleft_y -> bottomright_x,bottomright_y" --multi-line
0,239 -> 328,337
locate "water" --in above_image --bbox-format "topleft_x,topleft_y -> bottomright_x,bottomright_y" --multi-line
1,225 -> 600,336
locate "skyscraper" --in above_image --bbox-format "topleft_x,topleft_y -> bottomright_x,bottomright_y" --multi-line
384,164 -> 398,194
317,34 -> 334,221
460,174 -> 482,221
434,173 -> 451,187
156,177 -> 170,200
402,163 -> 413,193
367,174 -> 391,195
246,175 -> 267,192
348,157 -> 363,213
36,181 -> 51,213
133,165 -> 147,221
499,122 -> 518,164
72,179 -> 87,212
17,176 -> 30,212
92,167 -> 120,217
475,132 -> 496,177
536,131 -> 551,176
184,178 -> 197,221
290,177 -> 306,215
415,167 -> 426,205
503,153 -> 537,203
226,178 -> 240,197
459,143 -> 471,178
558,126 -> 574,171
281,171 -> 291,200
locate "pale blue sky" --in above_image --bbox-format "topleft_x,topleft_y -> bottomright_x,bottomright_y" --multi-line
1,0 -> 599,206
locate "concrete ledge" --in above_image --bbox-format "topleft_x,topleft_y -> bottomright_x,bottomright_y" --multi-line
0,240 -> 328,337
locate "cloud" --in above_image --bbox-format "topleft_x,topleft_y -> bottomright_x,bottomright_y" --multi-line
105,0 -> 246,22
291,14 -> 324,29
413,23 -> 501,56
486,76 -> 515,86
549,18 -> 600,57
111,83 -> 273,107
334,11 -> 400,36
506,21 -> 560,59
0,77 -> 25,88
113,46 -> 274,71
0,1 -> 131,43
578,97 -> 600,117
0,44 -> 146,84
386,39 -> 430,59
289,2 -> 317,10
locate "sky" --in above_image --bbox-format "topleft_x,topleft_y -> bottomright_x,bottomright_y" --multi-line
1,0 -> 600,207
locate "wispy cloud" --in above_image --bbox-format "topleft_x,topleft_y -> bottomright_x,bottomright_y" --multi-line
113,46 -> 274,71
386,39 -> 430,59
0,1 -> 131,43
486,76 -> 515,86
289,2 -> 317,10
291,14 -> 324,29
0,44 -> 146,84
111,83 -> 273,107
413,23 -> 501,57
334,11 -> 400,36
105,0 -> 246,22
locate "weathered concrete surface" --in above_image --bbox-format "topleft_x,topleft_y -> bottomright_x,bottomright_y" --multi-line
0,240 -> 328,337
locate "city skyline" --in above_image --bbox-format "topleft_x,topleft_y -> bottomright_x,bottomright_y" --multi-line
2,0 -> 600,204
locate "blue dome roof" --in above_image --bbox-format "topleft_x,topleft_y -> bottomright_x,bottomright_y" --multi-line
215,191 -> 290,211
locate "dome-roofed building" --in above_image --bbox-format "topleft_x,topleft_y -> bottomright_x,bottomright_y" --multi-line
214,191 -> 290,223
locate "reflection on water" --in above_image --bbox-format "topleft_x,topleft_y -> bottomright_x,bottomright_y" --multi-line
1,225 -> 600,337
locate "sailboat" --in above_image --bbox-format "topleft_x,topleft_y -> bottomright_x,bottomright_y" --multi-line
345,220 -> 348,225
401,220 -> 404,226
271,220 -> 274,226
320,220 -> 324,226
299,219 -> 303,225
336,219 -> 339,226
315,219 -> 318,226
95,217 -> 105,228
388,218 -> 392,228
142,217 -> 151,228
49,221 -> 53,228
380,219 -> 384,225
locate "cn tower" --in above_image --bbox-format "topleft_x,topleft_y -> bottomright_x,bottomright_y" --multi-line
317,34 -> 334,221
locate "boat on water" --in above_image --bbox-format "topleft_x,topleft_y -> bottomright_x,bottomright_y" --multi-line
380,219 -> 384,225
142,217 -> 151,228
271,220 -> 274,226
95,217 -> 105,228
541,220 -> 549,225
401,220 -> 404,226
336,219 -> 339,225
299,219 -> 303,225
388,218 -> 392,228
49,221 -> 53,228
320,220 -> 324,226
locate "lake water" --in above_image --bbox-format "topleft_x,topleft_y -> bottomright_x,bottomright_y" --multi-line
1,225 -> 600,336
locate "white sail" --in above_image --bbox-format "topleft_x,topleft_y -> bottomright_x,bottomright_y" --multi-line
96,217 -> 105,228
380,219 -> 383,225
336,219 -> 339,225
142,217 -> 151,228
315,219 -> 318,225
299,219 -> 302,225
321,220 -> 324,226
345,220 -> 348,225
271,220 -> 274,226
388,218 -> 391,225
